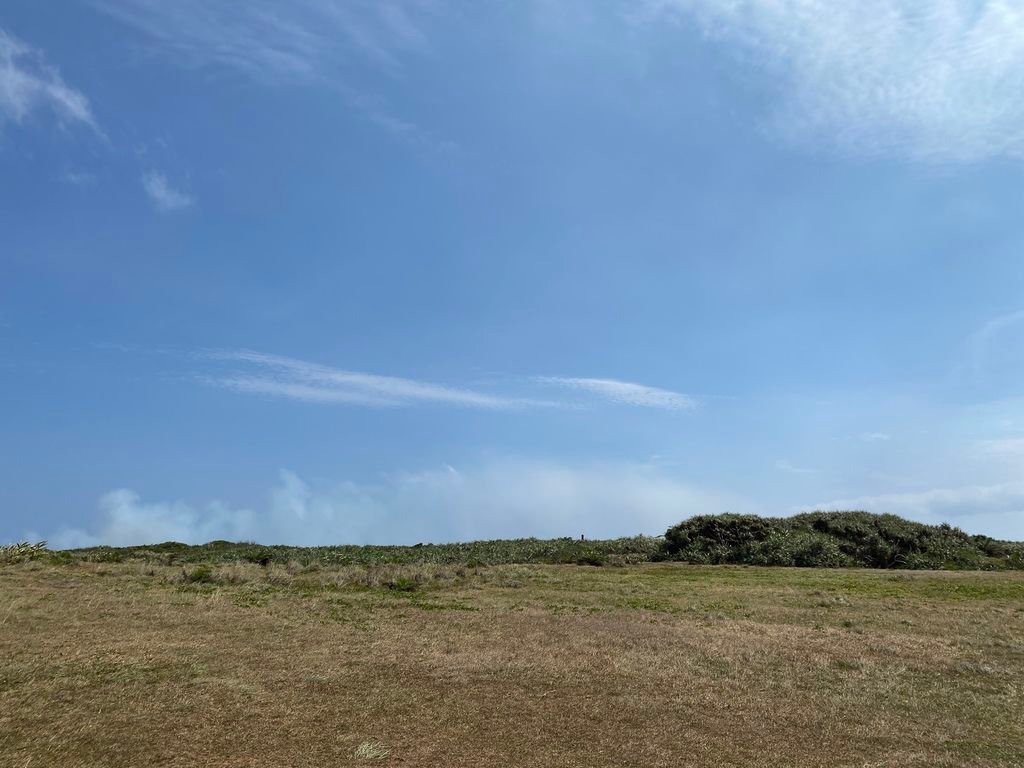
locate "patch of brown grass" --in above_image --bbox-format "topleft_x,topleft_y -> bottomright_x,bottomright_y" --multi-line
0,561 -> 1021,767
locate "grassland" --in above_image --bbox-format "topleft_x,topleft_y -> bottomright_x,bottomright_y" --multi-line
2,551 -> 1023,767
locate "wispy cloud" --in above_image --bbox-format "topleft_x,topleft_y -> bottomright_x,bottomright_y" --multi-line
807,482 -> 1024,539
975,437 -> 1024,457
970,309 -> 1024,344
93,1 -> 325,83
196,350 -> 696,412
860,432 -> 891,442
202,350 -> 545,410
645,0 -> 1024,162
212,376 -> 402,407
972,437 -> 1024,474
775,459 -> 816,475
92,0 -> 433,83
47,460 -> 750,547
963,308 -> 1024,384
91,1 -> 448,148
142,171 -> 194,212
62,170 -> 97,186
0,26 -> 98,131
536,376 -> 695,410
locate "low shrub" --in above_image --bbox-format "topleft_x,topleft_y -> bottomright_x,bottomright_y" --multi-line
240,546 -> 275,566
87,548 -> 127,564
746,531 -> 853,568
386,576 -> 419,592
575,551 -> 607,567
184,565 -> 216,584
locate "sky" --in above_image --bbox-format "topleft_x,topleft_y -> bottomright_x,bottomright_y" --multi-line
3,1 -> 1024,547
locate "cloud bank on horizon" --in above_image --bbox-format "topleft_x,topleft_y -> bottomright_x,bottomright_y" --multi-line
46,461 -> 750,549
46,465 -> 1024,550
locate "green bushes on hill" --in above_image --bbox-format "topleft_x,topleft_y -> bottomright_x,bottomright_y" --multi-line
26,512 -> 1024,571
65,535 -> 662,568
661,511 -> 1024,570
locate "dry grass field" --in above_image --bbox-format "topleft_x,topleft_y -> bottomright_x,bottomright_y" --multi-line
2,559 -> 1022,767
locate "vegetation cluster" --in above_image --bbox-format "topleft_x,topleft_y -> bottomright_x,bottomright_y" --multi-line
0,541 -> 49,565
60,535 -> 660,569
44,511 -> 1024,571
661,512 -> 1024,570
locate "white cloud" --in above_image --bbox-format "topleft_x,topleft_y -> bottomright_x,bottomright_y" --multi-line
52,489 -> 257,549
775,459 -> 816,475
210,376 -> 404,407
49,461 -> 748,547
0,27 -> 98,131
860,432 -> 892,442
970,309 -> 1024,345
972,438 -> 1024,477
537,376 -> 695,410
142,171 -> 194,212
200,350 -> 694,412
202,350 -> 554,410
964,308 -> 1024,384
63,170 -> 97,186
975,437 -> 1024,458
646,0 -> 1024,162
807,483 -> 1024,540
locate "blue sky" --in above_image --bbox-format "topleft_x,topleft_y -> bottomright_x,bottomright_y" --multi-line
4,1 -> 1024,546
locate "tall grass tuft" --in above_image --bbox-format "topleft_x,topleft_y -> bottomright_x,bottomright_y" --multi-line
0,541 -> 49,564
354,741 -> 390,760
